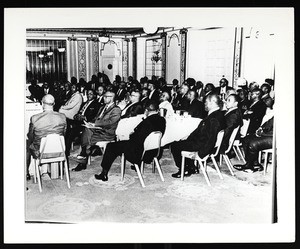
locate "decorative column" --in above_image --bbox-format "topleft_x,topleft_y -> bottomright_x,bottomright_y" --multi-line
77,40 -> 87,81
179,28 -> 187,85
67,35 -> 78,81
132,37 -> 137,80
161,32 -> 167,79
232,27 -> 243,88
122,38 -> 129,81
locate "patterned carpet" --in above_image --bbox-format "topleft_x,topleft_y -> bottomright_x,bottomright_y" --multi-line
25,145 -> 274,223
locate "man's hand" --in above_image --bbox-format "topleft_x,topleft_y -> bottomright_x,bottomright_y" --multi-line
255,127 -> 263,137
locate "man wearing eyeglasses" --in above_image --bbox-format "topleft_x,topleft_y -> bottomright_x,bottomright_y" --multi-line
120,90 -> 143,119
72,90 -> 121,171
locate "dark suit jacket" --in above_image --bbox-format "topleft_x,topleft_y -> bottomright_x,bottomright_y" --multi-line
174,93 -> 189,111
75,99 -> 100,122
49,88 -> 64,111
28,85 -> 43,102
27,110 -> 67,158
244,100 -> 266,135
238,99 -> 250,113
62,90 -> 73,105
186,99 -> 205,118
187,109 -> 225,158
90,103 -> 122,143
121,102 -> 144,119
148,89 -> 160,104
215,86 -> 234,95
116,89 -> 127,101
220,108 -> 243,153
140,97 -> 149,112
125,114 -> 166,164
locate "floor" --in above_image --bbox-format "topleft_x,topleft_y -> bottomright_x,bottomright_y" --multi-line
25,145 -> 274,224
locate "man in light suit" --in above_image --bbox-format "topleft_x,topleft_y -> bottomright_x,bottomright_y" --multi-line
94,100 -> 166,181
72,90 -> 121,171
215,78 -> 234,98
27,94 -> 67,179
170,93 -> 225,178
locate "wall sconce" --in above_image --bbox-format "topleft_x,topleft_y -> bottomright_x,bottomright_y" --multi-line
58,47 -> 65,52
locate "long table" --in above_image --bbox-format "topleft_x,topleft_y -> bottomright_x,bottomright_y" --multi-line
116,114 -> 201,146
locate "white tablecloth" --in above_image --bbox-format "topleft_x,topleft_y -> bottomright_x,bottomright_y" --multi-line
115,114 -> 201,146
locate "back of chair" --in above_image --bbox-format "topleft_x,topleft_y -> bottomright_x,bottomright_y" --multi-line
240,119 -> 250,138
39,134 -> 66,163
211,130 -> 225,157
143,131 -> 162,151
225,125 -> 240,154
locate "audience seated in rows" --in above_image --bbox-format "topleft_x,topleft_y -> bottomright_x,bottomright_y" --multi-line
72,90 -> 121,172
170,93 -> 226,178
234,117 -> 274,172
94,100 -> 166,182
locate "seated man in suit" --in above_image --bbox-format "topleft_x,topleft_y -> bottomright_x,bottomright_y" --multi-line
27,94 -> 67,179
116,81 -> 127,102
219,94 -> 243,155
96,85 -> 106,106
186,89 -> 206,118
243,88 -> 267,135
65,89 -> 100,156
159,91 -> 174,118
94,100 -> 166,181
170,93 -> 226,178
28,79 -> 43,103
120,90 -> 143,119
260,83 -> 273,104
234,117 -> 274,172
72,90 -> 122,171
148,80 -> 160,105
215,78 -> 234,99
140,87 -> 150,112
173,83 -> 190,111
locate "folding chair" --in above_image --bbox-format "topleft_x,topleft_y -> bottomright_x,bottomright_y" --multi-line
120,131 -> 164,188
219,125 -> 240,176
33,134 -> 70,192
180,130 -> 225,186
258,148 -> 273,175
233,119 -> 250,163
87,140 -> 114,165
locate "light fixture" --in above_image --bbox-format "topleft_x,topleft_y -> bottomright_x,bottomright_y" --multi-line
58,47 -> 66,52
38,54 -> 44,58
151,50 -> 161,63
143,26 -> 158,35
99,30 -> 110,43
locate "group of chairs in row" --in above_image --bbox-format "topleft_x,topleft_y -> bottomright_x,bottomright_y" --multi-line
31,119 -> 273,192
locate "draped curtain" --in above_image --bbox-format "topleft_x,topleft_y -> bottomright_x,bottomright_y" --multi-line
26,39 -> 67,83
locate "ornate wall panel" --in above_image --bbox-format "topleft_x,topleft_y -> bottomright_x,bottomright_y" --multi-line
180,29 -> 187,84
132,38 -> 137,80
122,39 -> 129,81
232,27 -> 243,88
92,41 -> 99,75
77,40 -> 86,80
161,33 -> 167,79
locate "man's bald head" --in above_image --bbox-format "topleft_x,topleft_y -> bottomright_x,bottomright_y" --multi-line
42,94 -> 55,109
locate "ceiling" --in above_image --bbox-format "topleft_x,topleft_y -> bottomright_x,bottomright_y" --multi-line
26,27 -> 170,37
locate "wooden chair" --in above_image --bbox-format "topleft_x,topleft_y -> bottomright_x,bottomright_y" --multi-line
219,125 -> 240,176
233,119 -> 250,163
120,131 -> 164,188
33,134 -> 70,192
180,130 -> 225,186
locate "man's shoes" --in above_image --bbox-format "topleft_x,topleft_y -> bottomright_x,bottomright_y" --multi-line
94,172 -> 108,181
90,146 -> 102,156
253,163 -> 264,172
72,163 -> 87,172
233,163 -> 259,173
76,155 -> 87,160
171,170 -> 192,178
